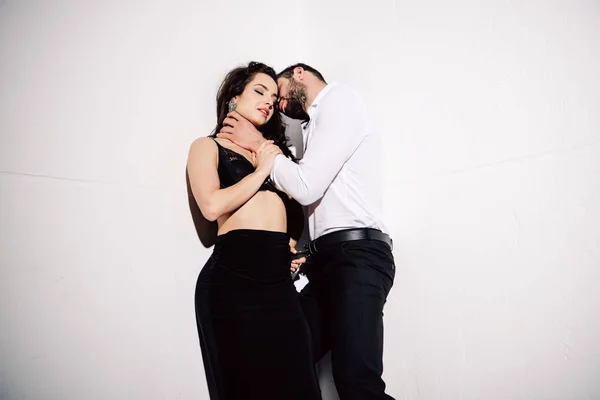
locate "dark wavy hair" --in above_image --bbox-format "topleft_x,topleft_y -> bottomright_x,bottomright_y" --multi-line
277,63 -> 327,83
210,62 -> 294,160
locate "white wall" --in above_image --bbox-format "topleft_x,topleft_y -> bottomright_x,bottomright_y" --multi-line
1,1 -> 599,399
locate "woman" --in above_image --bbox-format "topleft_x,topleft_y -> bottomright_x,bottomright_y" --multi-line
187,62 -> 321,400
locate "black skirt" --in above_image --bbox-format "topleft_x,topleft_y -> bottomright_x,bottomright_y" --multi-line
195,229 -> 321,400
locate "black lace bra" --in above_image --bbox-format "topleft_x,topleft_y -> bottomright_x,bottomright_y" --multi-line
213,139 -> 281,194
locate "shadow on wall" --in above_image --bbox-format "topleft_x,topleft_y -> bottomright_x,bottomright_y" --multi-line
186,169 -> 217,248
283,116 -> 311,249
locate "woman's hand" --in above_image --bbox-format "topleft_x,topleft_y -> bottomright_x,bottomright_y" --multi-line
290,252 -> 306,273
255,141 -> 282,176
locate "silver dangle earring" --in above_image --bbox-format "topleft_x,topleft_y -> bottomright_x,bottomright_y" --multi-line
228,100 -> 236,112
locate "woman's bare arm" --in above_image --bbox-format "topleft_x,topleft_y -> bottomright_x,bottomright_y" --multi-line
186,137 -> 270,222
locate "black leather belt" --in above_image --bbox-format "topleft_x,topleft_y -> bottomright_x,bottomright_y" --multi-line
301,228 -> 393,256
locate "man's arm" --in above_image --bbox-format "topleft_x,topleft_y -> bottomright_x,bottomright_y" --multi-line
271,88 -> 369,206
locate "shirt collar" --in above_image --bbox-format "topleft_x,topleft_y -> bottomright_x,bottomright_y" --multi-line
301,82 -> 337,131
308,82 -> 337,113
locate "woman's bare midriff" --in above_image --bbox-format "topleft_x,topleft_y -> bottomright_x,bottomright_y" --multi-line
216,191 -> 287,236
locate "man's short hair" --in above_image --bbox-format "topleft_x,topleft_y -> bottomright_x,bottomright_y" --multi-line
277,63 -> 327,83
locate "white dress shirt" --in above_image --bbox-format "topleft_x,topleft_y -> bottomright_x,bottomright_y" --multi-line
271,83 -> 388,240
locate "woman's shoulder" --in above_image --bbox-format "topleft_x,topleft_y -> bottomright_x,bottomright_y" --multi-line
188,136 -> 219,159
190,136 -> 218,148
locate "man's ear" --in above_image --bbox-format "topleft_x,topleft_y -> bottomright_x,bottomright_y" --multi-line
294,67 -> 304,81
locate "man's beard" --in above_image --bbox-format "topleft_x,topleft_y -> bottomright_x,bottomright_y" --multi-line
284,80 -> 310,121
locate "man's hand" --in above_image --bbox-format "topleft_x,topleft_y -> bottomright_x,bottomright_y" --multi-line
217,111 -> 268,152
289,247 -> 307,273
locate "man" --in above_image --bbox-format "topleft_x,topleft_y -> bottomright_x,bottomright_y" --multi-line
217,63 -> 396,400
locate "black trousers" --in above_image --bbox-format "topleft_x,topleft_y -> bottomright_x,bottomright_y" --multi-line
195,229 -> 321,400
300,238 -> 396,400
